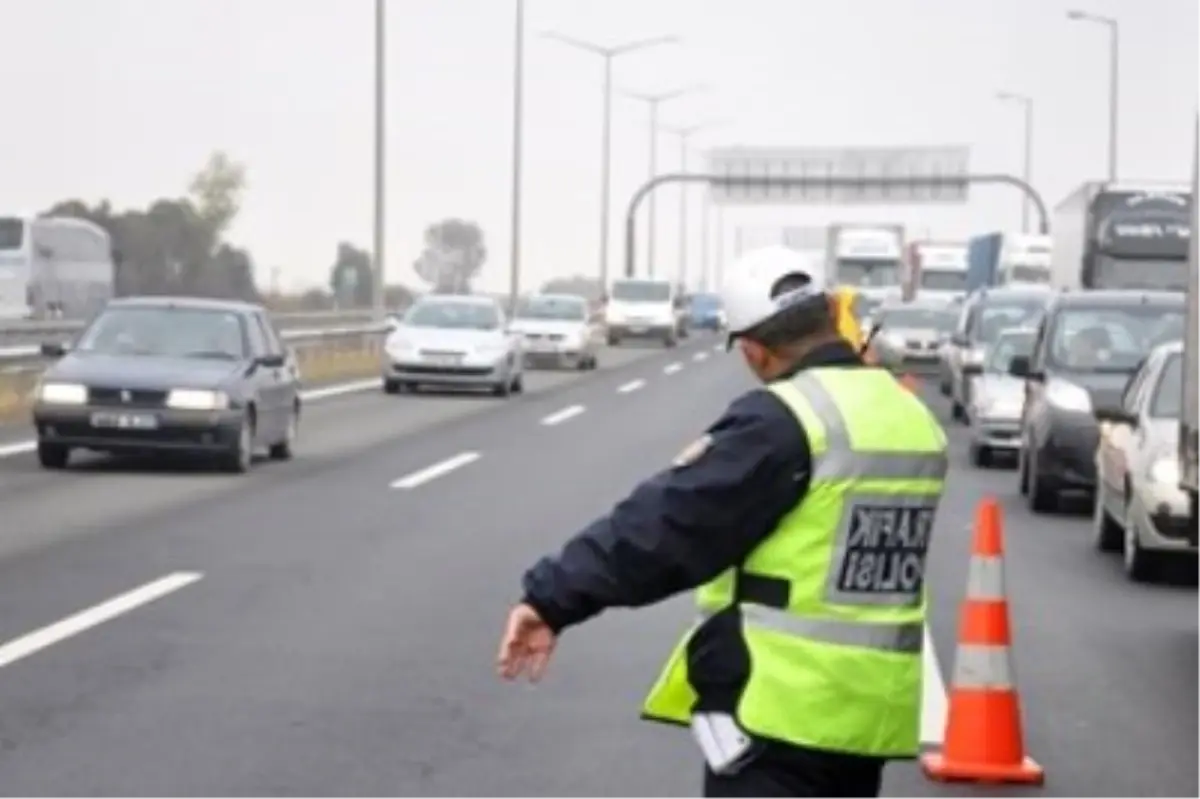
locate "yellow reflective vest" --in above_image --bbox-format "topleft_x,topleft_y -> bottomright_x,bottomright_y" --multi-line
641,366 -> 949,758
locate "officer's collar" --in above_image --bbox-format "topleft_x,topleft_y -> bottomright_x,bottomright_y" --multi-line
778,339 -> 863,380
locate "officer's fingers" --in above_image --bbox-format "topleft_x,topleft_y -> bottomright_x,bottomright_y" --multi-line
526,650 -> 550,683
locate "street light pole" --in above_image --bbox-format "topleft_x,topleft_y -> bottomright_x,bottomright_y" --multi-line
1068,10 -> 1120,181
508,0 -> 525,309
661,120 -> 726,289
540,32 -> 679,290
996,91 -> 1034,233
621,84 -> 707,278
371,0 -> 386,319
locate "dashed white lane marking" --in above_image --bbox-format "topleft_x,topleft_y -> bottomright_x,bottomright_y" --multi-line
617,379 -> 645,394
713,343 -> 723,352
693,352 -> 708,362
0,572 -> 204,670
390,451 -> 480,489
920,625 -> 950,744
0,378 -> 387,461
541,404 -> 585,426
664,362 -> 683,375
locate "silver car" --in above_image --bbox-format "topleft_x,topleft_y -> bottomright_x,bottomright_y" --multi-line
967,327 -> 1036,467
940,286 -> 1052,422
867,300 -> 957,374
509,293 -> 599,370
1093,341 -> 1196,582
381,294 -> 524,397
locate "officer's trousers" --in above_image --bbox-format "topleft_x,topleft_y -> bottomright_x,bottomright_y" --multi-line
702,741 -> 886,798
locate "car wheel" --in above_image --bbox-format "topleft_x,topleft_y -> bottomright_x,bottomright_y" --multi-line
1018,447 -> 1030,496
383,379 -> 401,395
1123,502 -> 1160,582
492,378 -> 512,398
576,357 -> 589,371
37,442 -> 70,470
511,373 -> 524,394
1091,482 -> 1123,553
268,403 -> 299,461
588,354 -> 599,370
664,335 -> 678,348
968,442 -> 990,468
939,377 -> 951,396
951,401 -> 967,424
607,334 -> 620,346
1026,450 -> 1057,513
220,411 -> 254,474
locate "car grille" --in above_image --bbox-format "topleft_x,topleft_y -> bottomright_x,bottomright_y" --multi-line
87,386 -> 169,408
525,333 -> 565,342
418,349 -> 466,358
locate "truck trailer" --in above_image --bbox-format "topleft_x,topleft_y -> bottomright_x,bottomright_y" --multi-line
1050,181 -> 1191,291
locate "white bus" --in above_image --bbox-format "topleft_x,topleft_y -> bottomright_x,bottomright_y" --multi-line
0,215 -> 116,320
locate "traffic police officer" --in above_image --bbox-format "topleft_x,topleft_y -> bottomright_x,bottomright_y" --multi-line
497,246 -> 949,797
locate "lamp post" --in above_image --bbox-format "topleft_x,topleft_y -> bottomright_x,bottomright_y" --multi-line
996,91 -> 1034,232
621,84 -> 708,277
371,0 -> 386,318
1067,9 -> 1120,181
541,31 -> 679,288
661,120 -> 727,288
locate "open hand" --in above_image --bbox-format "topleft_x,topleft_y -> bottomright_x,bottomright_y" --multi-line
496,603 -> 557,682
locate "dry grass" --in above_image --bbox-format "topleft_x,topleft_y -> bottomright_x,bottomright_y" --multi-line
0,339 -> 383,425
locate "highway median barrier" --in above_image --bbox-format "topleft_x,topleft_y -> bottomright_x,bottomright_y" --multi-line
0,323 -> 388,425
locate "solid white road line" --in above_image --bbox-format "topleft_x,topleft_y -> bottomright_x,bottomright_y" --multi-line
0,378 -> 386,461
617,379 -> 645,394
0,572 -> 204,670
390,451 -> 480,489
920,625 -> 950,744
541,404 -> 585,427
664,362 -> 683,375
693,352 -> 708,362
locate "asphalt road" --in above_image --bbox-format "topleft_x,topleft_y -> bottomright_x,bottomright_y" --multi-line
0,334 -> 1193,796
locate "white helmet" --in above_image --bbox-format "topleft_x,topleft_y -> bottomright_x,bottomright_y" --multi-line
719,246 -> 828,336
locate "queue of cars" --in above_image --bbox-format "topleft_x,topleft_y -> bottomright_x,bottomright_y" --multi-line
933,282 -> 1194,583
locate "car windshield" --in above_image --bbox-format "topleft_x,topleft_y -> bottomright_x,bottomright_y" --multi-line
920,270 -> 967,291
972,300 -> 1047,344
689,294 -> 720,311
985,332 -> 1035,373
75,306 -> 248,359
514,296 -> 586,321
1150,353 -> 1183,418
405,300 -> 501,330
878,307 -> 956,331
611,280 -> 671,303
1048,305 -> 1185,373
837,260 -> 900,287
1008,265 -> 1051,284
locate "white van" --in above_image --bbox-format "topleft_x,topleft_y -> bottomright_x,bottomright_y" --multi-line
603,278 -> 679,347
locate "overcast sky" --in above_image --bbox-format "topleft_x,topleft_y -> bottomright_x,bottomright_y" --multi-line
2,0 -> 1195,294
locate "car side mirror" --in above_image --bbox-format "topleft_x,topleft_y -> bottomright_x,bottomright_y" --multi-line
1094,406 -> 1137,427
1008,355 -> 1031,378
257,353 -> 286,369
962,363 -> 983,377
40,341 -> 67,358
950,333 -> 969,347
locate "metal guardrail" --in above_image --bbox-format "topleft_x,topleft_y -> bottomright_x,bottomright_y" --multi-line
0,323 -> 392,375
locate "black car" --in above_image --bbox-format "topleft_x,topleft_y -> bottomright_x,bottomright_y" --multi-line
1009,289 -> 1186,512
32,297 -> 301,472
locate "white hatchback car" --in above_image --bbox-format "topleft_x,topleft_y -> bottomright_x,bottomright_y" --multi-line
509,293 -> 599,370
1092,341 -> 1196,581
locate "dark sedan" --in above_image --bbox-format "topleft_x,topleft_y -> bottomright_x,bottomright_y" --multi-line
32,297 -> 300,472
1011,290 -> 1186,512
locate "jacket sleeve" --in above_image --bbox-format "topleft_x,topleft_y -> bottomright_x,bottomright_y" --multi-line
519,388 -> 813,634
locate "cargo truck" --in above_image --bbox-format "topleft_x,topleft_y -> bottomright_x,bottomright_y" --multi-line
824,223 -> 905,321
1050,181 -> 1191,291
901,240 -> 968,303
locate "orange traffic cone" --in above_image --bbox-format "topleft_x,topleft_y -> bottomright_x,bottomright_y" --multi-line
920,498 -> 1045,785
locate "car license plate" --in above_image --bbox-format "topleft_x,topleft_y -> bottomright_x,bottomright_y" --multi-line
426,354 -> 462,366
90,412 -> 159,430
627,325 -> 648,334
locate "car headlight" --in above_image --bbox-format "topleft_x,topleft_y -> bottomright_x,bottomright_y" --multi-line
166,389 -> 229,411
477,342 -> 508,356
1148,456 -> 1180,485
1045,380 -> 1092,413
977,396 -> 1022,419
881,332 -> 906,349
38,381 -> 87,405
963,347 -> 985,366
